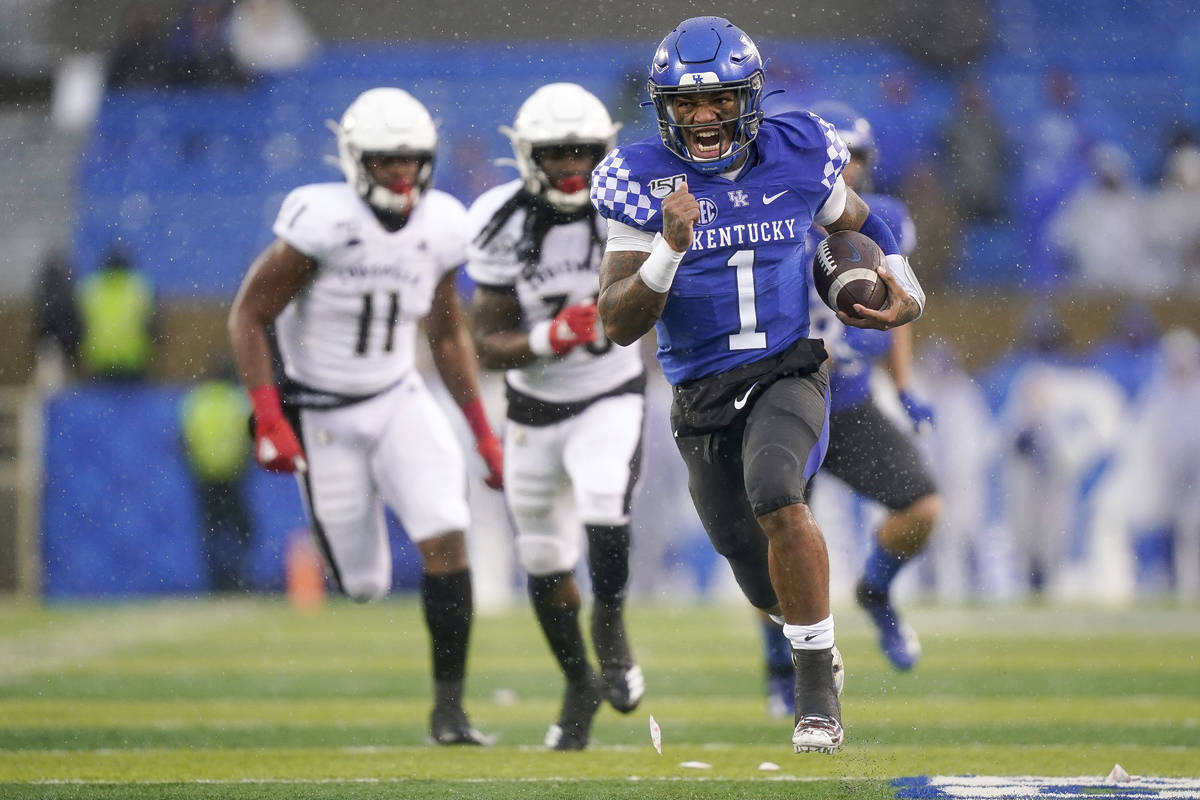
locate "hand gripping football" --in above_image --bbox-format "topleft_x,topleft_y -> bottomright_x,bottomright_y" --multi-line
811,230 -> 889,316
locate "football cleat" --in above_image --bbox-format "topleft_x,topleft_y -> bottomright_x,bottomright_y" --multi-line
429,705 -> 494,746
545,673 -> 604,751
601,663 -> 645,714
792,714 -> 844,754
856,580 -> 922,671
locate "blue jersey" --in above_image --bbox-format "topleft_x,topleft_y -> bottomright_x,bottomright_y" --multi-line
592,111 -> 849,385
810,191 -> 915,411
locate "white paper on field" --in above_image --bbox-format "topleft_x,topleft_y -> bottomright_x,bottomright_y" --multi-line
1107,764 -> 1133,783
758,761 -> 781,771
648,714 -> 662,754
680,761 -> 712,769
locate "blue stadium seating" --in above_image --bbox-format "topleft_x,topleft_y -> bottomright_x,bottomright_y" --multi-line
50,4 -> 1200,597
74,19 -> 1197,295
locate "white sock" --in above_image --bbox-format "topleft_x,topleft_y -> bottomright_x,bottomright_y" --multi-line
783,615 -> 835,651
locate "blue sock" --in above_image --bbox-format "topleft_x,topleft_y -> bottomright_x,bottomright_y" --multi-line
761,619 -> 792,673
861,544 -> 906,595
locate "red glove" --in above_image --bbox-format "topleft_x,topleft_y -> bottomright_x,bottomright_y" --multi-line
475,432 -> 504,490
461,398 -> 503,490
548,301 -> 598,356
250,385 -> 307,473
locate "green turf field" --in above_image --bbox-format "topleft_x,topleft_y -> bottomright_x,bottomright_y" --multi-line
0,598 -> 1197,799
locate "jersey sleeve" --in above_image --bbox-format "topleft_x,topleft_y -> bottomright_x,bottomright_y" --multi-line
465,183 -> 522,288
590,146 -> 660,231
801,111 -> 851,213
604,219 -> 656,253
272,186 -> 333,260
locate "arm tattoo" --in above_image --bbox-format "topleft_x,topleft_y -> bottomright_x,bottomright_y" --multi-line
598,250 -> 667,346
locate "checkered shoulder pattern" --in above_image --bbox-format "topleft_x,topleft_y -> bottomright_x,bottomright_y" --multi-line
807,112 -> 851,190
590,149 -> 658,228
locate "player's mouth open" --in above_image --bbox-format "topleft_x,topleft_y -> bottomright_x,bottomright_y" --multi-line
691,127 -> 723,158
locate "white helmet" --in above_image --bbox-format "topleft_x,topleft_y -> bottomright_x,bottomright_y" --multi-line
500,82 -> 620,211
333,88 -> 437,217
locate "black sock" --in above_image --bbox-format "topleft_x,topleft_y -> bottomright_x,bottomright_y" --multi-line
793,647 -> 841,721
421,569 -> 473,689
586,525 -> 633,669
529,572 -> 592,683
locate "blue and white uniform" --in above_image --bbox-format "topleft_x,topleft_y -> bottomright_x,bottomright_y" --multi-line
592,111 -> 851,621
816,192 -> 914,414
593,110 -> 849,385
807,191 -> 937,511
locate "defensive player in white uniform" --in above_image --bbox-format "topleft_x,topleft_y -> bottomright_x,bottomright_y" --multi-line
466,83 -> 646,751
228,87 -> 503,746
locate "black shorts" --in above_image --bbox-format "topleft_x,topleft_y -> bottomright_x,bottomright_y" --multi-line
673,368 -> 830,610
820,400 -> 937,510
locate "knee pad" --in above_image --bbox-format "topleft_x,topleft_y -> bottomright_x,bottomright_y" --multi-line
575,490 -> 630,527
517,533 -> 580,577
340,573 -> 389,603
745,442 -> 808,514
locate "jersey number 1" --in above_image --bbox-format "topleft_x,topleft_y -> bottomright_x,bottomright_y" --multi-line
727,250 -> 766,351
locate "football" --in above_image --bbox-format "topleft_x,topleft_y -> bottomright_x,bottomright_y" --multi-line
811,230 -> 888,316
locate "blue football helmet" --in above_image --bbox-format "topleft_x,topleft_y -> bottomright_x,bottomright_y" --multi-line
809,100 -> 876,163
647,16 -> 766,174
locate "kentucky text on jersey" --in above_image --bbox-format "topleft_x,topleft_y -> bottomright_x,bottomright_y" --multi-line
591,111 -> 850,384
689,217 -> 800,251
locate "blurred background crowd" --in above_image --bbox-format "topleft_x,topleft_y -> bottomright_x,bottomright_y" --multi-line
0,0 -> 1197,609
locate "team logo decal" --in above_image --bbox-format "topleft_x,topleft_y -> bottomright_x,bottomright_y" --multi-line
649,174 -> 687,199
697,197 -> 719,227
727,189 -> 750,208
894,774 -> 1200,799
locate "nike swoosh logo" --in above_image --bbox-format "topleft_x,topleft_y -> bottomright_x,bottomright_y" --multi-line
733,382 -> 758,410
763,190 -> 788,205
845,242 -> 862,262
803,633 -> 817,641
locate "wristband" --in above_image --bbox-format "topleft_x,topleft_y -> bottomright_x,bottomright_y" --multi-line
637,234 -> 686,294
249,385 -> 284,425
883,253 -> 926,317
460,398 -> 494,442
528,320 -> 554,357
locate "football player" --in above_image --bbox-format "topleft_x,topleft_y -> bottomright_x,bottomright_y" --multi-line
227,87 -> 503,746
761,102 -> 942,718
591,17 -> 926,754
466,83 -> 646,751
